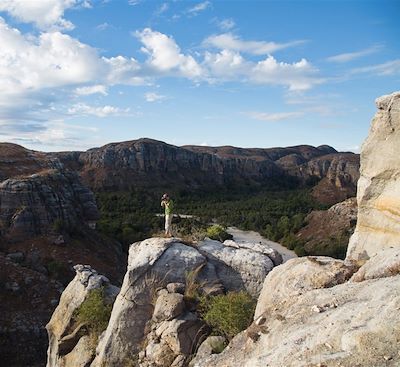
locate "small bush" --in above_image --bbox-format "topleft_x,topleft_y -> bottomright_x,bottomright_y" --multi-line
74,287 -> 112,334
200,291 -> 256,340
206,225 -> 233,242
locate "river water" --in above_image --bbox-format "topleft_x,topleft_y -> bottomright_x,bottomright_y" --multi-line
226,227 -> 297,263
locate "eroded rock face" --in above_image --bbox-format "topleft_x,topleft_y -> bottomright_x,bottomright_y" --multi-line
53,139 -> 359,200
91,237 -> 279,366
46,265 -> 119,367
193,91 -> 400,367
196,269 -> 400,367
47,237 -> 279,367
0,169 -> 99,238
347,91 -> 400,260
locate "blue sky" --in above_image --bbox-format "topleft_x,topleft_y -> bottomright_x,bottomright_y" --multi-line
0,0 -> 399,152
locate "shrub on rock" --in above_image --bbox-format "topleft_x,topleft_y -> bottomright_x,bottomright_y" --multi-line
200,291 -> 256,340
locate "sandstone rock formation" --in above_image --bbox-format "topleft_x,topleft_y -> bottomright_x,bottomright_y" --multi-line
193,92 -> 400,367
46,237 -> 281,366
195,256 -> 400,367
46,265 -> 119,367
347,91 -> 400,260
54,139 -> 359,201
0,169 -> 99,239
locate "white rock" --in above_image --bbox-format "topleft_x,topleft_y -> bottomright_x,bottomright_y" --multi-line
347,91 -> 400,260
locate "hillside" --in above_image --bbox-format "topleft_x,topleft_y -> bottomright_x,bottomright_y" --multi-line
0,139 -> 359,366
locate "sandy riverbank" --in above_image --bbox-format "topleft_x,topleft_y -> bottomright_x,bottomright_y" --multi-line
227,227 -> 297,263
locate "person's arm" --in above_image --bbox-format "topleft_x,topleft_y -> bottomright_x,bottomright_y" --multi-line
161,200 -> 165,208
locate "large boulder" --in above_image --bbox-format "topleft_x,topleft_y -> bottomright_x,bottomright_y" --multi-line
195,272 -> 400,367
44,236 -> 281,366
89,237 -> 279,366
347,91 -> 400,260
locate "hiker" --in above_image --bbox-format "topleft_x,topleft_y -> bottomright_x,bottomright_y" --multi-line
161,193 -> 174,237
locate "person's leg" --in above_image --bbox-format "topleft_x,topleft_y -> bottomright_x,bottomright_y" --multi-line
166,214 -> 173,237
165,214 -> 170,236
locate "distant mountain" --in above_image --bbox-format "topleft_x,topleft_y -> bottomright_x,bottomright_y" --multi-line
54,138 -> 360,204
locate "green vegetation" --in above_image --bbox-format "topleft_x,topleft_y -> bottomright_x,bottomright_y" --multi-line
206,224 -> 233,242
96,189 -> 163,250
199,291 -> 256,340
74,287 -> 112,334
95,186 -> 330,255
45,259 -> 71,284
307,232 -> 349,259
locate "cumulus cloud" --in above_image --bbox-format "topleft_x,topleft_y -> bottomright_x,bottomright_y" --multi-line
135,28 -> 203,79
0,0 -> 87,30
246,111 -> 304,122
74,85 -> 108,96
203,49 -> 249,79
326,44 -> 383,63
0,17 -> 143,125
250,56 -> 322,91
204,33 -> 306,55
68,103 -> 130,117
145,92 -> 166,102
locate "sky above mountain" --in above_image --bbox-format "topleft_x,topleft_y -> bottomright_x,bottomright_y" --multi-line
0,0 -> 399,152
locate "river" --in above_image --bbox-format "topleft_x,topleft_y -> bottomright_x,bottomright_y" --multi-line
226,227 -> 297,263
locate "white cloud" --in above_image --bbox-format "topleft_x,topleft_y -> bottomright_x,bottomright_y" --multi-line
204,33 -> 306,55
135,28 -> 203,79
145,92 -> 166,102
246,111 -> 304,122
68,103 -> 130,117
250,56 -> 322,91
326,44 -> 382,63
350,59 -> 400,76
0,0 -> 85,30
0,17 -> 145,121
96,22 -> 110,31
187,1 -> 211,15
203,49 -> 248,79
103,56 -> 144,85
217,18 -> 235,31
75,85 -> 108,96
0,119 -> 99,150
128,0 -> 141,6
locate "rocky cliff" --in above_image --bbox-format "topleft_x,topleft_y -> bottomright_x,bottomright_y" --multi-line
192,92 -> 400,366
46,237 -> 282,367
0,169 -> 99,239
347,91 -> 400,260
54,139 -> 359,203
0,145 -> 124,366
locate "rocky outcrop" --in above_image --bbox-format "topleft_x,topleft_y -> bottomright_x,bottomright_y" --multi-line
46,265 -> 119,367
347,91 -> 400,260
195,255 -> 400,367
0,169 -> 99,238
296,197 -> 357,258
193,92 -> 400,367
46,237 -> 281,366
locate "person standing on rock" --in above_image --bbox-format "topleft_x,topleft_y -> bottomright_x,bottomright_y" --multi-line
161,193 -> 174,237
